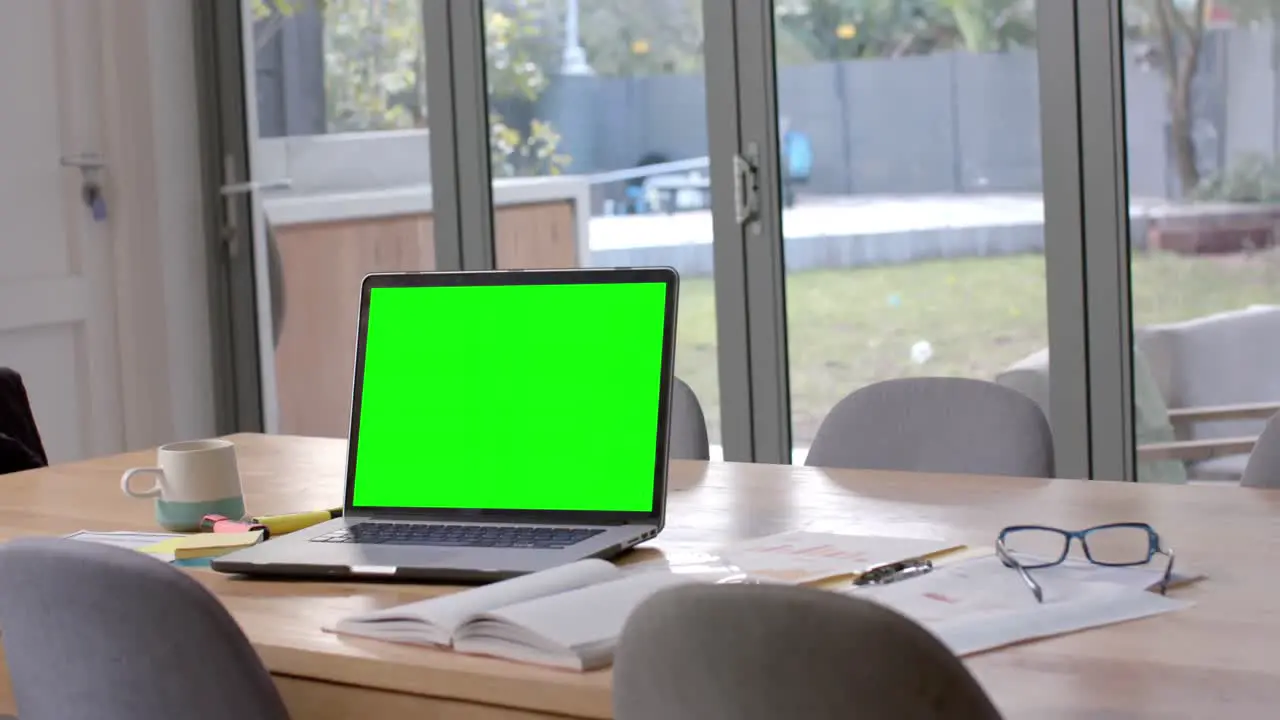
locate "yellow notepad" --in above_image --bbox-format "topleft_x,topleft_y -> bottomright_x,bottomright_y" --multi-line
138,531 -> 264,561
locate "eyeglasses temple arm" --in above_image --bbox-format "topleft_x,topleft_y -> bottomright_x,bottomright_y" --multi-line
996,538 -> 1045,603
1158,546 -> 1175,595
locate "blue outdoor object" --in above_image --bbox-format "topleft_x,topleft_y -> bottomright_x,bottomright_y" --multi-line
625,184 -> 649,214
784,131 -> 813,180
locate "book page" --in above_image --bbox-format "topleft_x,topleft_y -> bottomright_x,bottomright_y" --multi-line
333,559 -> 620,645
848,555 -> 1193,656
453,572 -> 694,670
64,530 -> 183,562
720,531 -> 962,584
64,530 -> 183,550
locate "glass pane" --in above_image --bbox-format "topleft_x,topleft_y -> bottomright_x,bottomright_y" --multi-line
773,2 -> 1048,463
246,0 -> 433,437
482,0 -> 721,453
1120,1 -> 1280,484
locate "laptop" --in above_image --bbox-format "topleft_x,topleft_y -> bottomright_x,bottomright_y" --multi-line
213,267 -> 678,582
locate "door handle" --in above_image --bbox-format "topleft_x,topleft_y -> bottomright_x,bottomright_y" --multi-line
733,147 -> 760,226
60,153 -> 105,170
220,178 -> 292,196
219,153 -> 291,260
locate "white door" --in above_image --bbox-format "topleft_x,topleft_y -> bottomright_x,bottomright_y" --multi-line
0,1 -> 123,462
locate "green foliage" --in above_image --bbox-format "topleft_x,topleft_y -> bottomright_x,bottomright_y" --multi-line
775,0 -> 1035,63
1191,154 -> 1280,203
486,3 -> 551,100
576,0 -> 705,75
776,0 -> 953,62
485,3 -> 571,176
938,0 -> 1036,52
254,0 -> 568,177
491,118 -> 571,177
322,0 -> 426,132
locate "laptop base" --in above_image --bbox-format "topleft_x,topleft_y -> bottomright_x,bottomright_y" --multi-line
211,517 -> 657,583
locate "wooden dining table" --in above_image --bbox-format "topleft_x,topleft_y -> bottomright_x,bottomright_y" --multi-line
0,432 -> 1278,718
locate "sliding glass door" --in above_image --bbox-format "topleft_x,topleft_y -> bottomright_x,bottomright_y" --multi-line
1118,0 -> 1280,484
251,1 -> 438,439
474,0 -> 726,453
204,0 -> 1147,479
708,0 -> 1096,472
769,2 -> 1053,464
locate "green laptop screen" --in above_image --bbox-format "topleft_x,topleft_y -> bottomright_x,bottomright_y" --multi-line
350,281 -> 669,512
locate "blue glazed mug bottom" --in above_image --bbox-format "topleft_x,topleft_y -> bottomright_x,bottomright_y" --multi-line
155,496 -> 246,532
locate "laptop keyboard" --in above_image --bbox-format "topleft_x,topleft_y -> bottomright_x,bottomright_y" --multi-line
311,523 -> 605,549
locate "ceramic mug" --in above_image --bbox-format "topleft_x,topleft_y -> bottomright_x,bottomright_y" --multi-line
120,439 -> 246,532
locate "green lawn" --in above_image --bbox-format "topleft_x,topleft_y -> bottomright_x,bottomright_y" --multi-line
674,250 -> 1280,446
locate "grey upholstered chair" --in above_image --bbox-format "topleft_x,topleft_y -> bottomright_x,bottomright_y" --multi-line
0,538 -> 290,720
1241,412 -> 1280,489
615,583 -> 1003,720
1136,306 -> 1280,481
670,376 -> 711,461
805,377 -> 1054,477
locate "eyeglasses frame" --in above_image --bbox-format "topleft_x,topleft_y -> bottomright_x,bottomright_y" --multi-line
994,522 -> 1175,603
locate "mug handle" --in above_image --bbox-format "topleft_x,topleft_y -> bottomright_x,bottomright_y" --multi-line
121,467 -> 165,498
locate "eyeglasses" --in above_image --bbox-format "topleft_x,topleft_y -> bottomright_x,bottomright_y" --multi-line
995,522 -> 1175,603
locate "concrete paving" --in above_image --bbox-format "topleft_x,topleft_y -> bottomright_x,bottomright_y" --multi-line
585,193 -> 1164,275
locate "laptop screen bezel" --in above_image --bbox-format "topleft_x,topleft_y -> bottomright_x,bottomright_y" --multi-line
342,268 -> 678,526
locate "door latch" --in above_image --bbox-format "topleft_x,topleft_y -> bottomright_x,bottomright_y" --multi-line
733,144 -> 761,227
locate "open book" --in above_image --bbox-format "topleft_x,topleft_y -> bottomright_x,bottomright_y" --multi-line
329,559 -> 692,671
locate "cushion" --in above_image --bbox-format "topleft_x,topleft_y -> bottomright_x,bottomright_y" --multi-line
1132,349 -> 1187,484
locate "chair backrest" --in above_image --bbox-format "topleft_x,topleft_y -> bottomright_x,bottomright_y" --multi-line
806,377 -> 1053,477
614,583 -> 1003,720
993,348 -> 1051,421
995,348 -> 1188,484
669,376 -> 710,461
0,538 -> 290,720
0,367 -> 48,473
1241,412 -> 1280,488
1136,305 -> 1280,441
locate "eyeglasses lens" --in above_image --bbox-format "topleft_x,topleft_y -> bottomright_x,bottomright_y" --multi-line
1000,528 -> 1067,568
1083,525 -> 1153,566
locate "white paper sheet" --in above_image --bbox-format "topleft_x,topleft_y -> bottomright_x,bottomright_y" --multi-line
847,555 -> 1193,656
64,530 -> 183,551
719,531 -> 961,584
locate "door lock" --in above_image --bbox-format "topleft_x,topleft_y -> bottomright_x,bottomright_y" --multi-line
61,154 -> 108,221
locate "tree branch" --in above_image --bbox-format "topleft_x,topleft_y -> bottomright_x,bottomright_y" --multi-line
1152,0 -> 1178,93
1166,0 -> 1194,39
1190,0 -> 1208,45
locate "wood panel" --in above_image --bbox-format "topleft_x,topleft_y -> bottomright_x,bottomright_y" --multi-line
273,215 -> 436,438
272,201 -> 579,438
494,201 -> 579,269
274,675 -> 570,720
